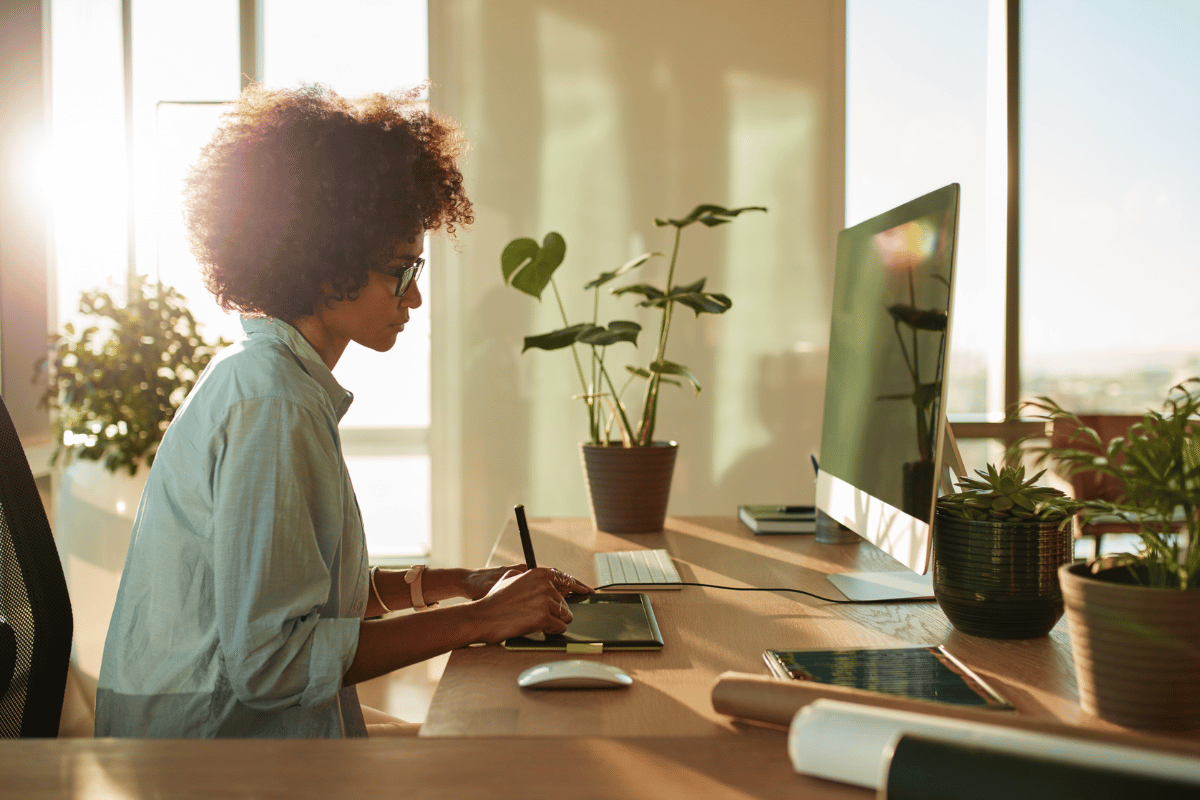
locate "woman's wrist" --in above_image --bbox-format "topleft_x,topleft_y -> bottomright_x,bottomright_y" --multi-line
419,567 -> 470,604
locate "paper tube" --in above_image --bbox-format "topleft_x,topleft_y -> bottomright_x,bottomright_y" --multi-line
711,671 -> 1200,758
710,670 -> 1009,728
787,699 -> 1200,791
884,734 -> 1200,800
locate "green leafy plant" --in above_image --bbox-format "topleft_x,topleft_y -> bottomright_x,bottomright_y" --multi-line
1016,378 -> 1200,590
36,274 -> 230,475
501,203 -> 765,446
937,463 -> 1078,523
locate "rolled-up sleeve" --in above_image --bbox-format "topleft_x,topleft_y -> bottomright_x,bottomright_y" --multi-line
212,396 -> 360,712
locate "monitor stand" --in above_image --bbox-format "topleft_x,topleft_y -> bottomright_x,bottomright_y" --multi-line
827,570 -> 934,601
824,422 -> 967,602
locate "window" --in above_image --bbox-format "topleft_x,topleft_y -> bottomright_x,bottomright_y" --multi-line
846,0 -> 1001,425
1020,0 -> 1200,412
49,0 -> 433,560
847,0 -> 1200,465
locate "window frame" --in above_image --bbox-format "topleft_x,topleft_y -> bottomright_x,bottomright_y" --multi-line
949,0 -> 1043,450
64,0 -> 436,562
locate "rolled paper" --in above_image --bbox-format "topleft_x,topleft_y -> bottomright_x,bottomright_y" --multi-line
711,671 -> 1020,728
883,734 -> 1200,800
711,671 -> 1200,759
786,699 -> 1200,791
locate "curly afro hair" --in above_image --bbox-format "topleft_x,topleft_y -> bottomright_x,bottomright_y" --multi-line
184,83 -> 473,321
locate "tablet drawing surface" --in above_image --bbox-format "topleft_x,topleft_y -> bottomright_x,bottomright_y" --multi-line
504,593 -> 663,651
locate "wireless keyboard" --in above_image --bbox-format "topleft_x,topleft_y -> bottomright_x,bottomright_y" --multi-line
593,548 -> 683,591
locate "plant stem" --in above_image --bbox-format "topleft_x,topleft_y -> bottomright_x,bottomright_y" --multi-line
598,358 -> 636,444
589,286 -> 599,438
636,226 -> 683,445
551,278 -> 595,440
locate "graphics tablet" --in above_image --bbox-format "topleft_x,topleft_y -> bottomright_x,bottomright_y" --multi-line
504,593 -> 663,652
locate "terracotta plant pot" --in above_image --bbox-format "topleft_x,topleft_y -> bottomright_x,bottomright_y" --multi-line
1059,561 -> 1200,730
580,441 -> 677,533
932,511 -> 1073,639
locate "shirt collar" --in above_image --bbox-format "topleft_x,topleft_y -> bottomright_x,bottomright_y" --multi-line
240,317 -> 355,420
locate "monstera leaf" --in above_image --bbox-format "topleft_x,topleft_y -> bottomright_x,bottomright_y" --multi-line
523,321 -> 642,352
502,232 -> 566,300
654,203 -> 767,230
613,278 -> 732,316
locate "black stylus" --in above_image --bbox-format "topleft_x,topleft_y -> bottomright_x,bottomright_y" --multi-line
514,503 -> 537,568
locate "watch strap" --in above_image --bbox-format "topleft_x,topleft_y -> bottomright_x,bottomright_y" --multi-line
404,564 -> 438,610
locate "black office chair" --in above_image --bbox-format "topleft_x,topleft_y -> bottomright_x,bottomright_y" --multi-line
0,395 -> 72,737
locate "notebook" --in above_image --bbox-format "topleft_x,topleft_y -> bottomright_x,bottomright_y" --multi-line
504,593 -> 664,652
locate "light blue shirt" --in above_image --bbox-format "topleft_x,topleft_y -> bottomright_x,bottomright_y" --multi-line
96,317 -> 370,738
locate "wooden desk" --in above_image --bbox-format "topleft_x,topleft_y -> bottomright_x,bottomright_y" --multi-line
0,737 -> 842,800
16,517 -> 1197,800
422,515 -> 1094,738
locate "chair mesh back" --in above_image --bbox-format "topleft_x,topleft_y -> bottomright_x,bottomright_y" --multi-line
0,396 -> 72,737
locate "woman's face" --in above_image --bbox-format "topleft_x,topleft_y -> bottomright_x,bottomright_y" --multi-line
302,235 -> 425,366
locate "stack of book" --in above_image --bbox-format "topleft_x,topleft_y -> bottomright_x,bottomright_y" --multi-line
737,504 -> 816,534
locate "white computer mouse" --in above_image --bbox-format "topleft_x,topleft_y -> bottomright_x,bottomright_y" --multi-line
517,659 -> 633,690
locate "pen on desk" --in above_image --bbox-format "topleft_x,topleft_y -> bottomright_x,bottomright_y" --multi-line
514,503 -> 537,568
810,454 -> 820,476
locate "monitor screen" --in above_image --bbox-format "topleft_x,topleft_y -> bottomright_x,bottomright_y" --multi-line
816,184 -> 960,577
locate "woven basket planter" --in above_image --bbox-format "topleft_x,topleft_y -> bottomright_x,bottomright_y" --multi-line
580,441 -> 677,533
1059,561 -> 1200,730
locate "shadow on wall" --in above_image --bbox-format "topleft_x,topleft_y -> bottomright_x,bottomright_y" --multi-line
715,349 -> 826,507
438,0 -> 842,557
462,284 -> 530,554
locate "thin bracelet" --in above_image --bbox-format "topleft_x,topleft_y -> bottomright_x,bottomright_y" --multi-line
369,565 -> 394,614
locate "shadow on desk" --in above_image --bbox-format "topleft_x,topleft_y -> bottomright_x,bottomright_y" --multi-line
431,667 -> 725,739
422,516 -> 955,737
638,517 -> 917,600
4,737 -> 827,800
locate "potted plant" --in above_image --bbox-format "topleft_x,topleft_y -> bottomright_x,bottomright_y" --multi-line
501,204 -> 766,532
933,464 -> 1079,639
38,273 -> 230,476
1015,378 -> 1200,730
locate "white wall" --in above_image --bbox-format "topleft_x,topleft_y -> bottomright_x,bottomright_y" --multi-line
429,1 -> 846,568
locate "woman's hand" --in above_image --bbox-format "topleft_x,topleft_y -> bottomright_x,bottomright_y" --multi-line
459,564 -> 525,600
460,564 -> 592,601
469,567 -> 592,645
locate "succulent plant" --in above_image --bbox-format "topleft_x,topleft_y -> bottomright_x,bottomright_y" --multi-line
937,463 -> 1077,523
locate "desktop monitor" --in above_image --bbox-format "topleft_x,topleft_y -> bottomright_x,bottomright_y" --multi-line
816,184 -> 961,600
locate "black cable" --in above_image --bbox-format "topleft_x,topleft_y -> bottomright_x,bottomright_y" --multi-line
592,581 -> 916,604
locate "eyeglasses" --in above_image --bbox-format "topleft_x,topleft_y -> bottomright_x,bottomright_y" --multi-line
378,257 -> 424,298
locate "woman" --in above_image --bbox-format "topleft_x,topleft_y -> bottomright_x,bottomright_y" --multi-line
95,83 -> 589,738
